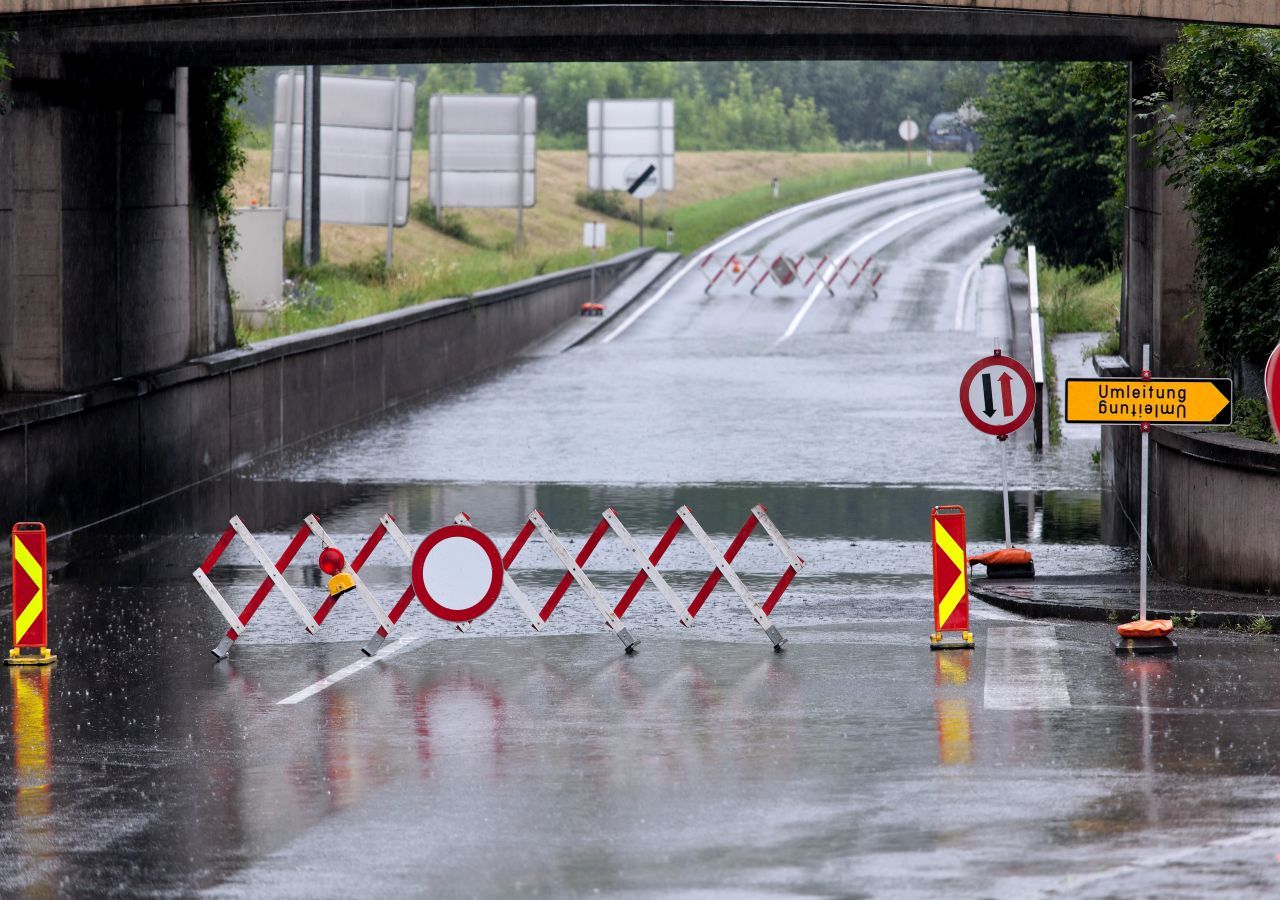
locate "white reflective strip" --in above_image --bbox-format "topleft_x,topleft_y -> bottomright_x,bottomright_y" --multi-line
751,505 -> 804,570
304,515 -> 394,632
381,515 -> 415,559
676,506 -> 771,630
277,633 -> 426,705
529,511 -> 622,630
456,513 -> 543,630
193,568 -> 245,634
602,508 -> 693,626
229,516 -> 320,634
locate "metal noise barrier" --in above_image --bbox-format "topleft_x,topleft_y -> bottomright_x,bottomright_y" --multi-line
698,251 -> 883,297
194,504 -> 804,659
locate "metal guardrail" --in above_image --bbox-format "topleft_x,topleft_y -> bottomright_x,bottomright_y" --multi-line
1027,245 -> 1047,452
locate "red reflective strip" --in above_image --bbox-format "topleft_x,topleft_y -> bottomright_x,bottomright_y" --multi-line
761,565 -> 798,616
351,523 -> 387,573
539,518 -> 609,622
732,254 -> 758,286
614,515 -> 683,617
313,595 -> 339,626
233,523 -> 312,628
201,525 -> 237,574
687,514 -> 758,618
503,521 -> 536,570
802,255 -> 828,287
389,584 -> 416,623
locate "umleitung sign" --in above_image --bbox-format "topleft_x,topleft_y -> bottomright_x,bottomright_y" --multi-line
1065,378 -> 1232,425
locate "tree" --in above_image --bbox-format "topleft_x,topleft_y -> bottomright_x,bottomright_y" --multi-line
1140,26 -> 1280,369
972,61 -> 1127,271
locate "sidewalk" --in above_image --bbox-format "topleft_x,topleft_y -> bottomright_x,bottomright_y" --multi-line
971,572 -> 1280,630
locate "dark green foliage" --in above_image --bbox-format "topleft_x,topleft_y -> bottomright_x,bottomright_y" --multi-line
284,237 -> 388,284
189,67 -> 254,255
1139,26 -> 1280,370
972,62 -> 1127,271
410,199 -> 480,245
575,190 -> 661,226
1227,397 -> 1277,443
0,31 -> 15,114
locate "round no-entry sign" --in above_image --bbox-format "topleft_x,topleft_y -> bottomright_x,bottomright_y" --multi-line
959,353 -> 1035,437
412,525 -> 503,623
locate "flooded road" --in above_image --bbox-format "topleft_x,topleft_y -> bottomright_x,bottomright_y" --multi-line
4,170 -> 1277,897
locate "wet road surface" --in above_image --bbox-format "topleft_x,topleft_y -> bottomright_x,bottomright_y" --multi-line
4,170 -> 1279,897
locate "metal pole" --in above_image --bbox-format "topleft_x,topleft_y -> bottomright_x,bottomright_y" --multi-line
639,198 -> 644,247
302,65 -> 321,267
1139,343 -> 1151,621
590,244 -> 597,302
281,69 -> 296,219
433,95 -> 443,222
384,77 -> 402,271
1000,435 -> 1012,547
516,94 -> 526,250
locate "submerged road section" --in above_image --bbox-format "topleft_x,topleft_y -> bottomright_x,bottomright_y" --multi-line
4,170 -> 1276,897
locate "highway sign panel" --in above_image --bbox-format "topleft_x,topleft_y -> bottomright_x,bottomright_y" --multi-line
960,354 -> 1034,436
428,93 -> 537,209
582,221 -> 606,249
624,159 -> 659,198
587,98 -> 675,193
1065,378 -> 1232,425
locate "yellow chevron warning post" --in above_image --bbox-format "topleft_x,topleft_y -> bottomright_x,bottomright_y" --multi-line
8,523 -> 56,666
1065,378 -> 1232,425
930,506 -> 973,651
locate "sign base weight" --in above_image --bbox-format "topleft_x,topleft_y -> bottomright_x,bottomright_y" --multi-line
1113,635 -> 1178,657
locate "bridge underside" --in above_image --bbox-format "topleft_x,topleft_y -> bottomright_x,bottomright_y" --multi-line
7,3 -> 1180,65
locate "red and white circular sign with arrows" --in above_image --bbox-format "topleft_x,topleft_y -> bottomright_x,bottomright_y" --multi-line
959,353 -> 1035,437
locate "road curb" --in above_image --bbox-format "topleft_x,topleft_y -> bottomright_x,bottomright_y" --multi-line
970,580 -> 1280,632
571,251 -> 685,348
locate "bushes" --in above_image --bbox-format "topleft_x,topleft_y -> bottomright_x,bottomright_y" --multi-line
189,67 -> 254,256
410,199 -> 481,245
574,189 -> 661,226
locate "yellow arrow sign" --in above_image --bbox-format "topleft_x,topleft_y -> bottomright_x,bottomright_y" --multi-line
1065,378 -> 1232,425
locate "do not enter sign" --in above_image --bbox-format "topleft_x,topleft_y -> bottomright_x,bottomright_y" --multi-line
411,525 -> 504,623
960,353 -> 1034,437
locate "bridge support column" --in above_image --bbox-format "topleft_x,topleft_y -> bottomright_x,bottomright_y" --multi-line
0,54 -> 232,393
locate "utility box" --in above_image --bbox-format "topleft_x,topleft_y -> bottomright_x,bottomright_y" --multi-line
227,206 -> 285,329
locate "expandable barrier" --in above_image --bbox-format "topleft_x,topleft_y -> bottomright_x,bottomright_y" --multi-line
930,506 -> 974,651
698,251 -> 883,298
194,504 -> 804,659
8,523 -> 55,666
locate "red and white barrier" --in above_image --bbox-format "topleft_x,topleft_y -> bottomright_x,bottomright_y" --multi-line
698,251 -> 882,298
195,504 -> 805,659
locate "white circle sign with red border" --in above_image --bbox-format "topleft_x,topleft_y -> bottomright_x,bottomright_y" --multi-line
411,525 -> 503,623
959,354 -> 1035,437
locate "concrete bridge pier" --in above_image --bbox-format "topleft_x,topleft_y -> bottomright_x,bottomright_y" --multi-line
0,52 -> 233,394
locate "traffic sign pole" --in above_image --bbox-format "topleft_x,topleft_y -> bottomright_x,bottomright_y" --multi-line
999,435 -> 1011,547
1139,343 -> 1150,622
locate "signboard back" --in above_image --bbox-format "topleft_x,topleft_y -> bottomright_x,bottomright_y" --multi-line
428,94 -> 537,209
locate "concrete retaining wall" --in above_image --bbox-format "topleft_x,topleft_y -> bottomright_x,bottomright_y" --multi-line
0,248 -> 651,534
1105,423 -> 1280,593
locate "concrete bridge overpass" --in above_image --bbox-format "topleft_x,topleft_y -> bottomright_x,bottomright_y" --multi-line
0,0 -> 1257,397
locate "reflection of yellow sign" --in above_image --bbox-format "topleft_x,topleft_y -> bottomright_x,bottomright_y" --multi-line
1065,378 -> 1232,425
12,668 -> 53,819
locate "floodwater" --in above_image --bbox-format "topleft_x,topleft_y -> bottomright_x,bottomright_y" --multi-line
6,170 -> 1278,897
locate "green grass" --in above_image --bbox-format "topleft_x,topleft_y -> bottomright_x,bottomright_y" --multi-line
1037,266 -> 1121,337
241,152 -> 969,343
665,154 -> 968,254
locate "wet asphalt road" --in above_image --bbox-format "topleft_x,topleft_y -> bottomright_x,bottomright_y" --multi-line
5,170 -> 1280,897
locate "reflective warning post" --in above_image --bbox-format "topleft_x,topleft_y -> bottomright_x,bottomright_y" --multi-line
930,506 -> 974,651
8,523 -> 56,666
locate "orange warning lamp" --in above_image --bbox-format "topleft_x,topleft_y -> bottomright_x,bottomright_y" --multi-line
319,547 -> 355,599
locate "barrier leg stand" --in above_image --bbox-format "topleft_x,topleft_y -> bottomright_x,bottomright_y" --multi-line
930,506 -> 974,651
7,523 -> 56,666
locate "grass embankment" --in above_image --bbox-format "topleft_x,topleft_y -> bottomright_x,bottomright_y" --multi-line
1033,263 -> 1122,446
231,149 -> 968,341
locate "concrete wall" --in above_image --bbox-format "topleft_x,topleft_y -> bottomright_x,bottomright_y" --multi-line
0,248 -> 650,535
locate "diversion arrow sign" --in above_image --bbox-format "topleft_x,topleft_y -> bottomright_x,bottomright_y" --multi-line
1065,378 -> 1232,425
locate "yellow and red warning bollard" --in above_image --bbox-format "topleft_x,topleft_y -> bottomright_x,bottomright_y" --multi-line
930,506 -> 974,650
7,523 -> 56,666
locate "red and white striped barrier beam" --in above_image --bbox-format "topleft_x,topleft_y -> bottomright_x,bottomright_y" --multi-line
700,251 -> 881,298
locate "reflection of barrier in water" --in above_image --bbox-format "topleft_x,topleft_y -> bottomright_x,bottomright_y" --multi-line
11,665 -> 56,897
196,503 -> 805,659
933,652 -> 973,766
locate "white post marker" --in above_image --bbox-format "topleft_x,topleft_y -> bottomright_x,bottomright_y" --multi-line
959,350 -> 1036,550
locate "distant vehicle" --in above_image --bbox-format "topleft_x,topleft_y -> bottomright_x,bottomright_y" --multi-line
927,113 -> 980,153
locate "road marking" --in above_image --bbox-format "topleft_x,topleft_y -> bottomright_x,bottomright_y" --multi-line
953,239 -> 993,331
277,633 -> 426,705
983,626 -> 1071,710
778,192 -> 976,344
601,168 -> 977,344
1042,825 -> 1280,896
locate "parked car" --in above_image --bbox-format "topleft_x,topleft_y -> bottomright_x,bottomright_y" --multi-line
927,112 -> 980,153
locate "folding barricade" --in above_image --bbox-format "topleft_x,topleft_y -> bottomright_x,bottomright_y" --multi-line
195,504 -> 806,659
700,251 -> 883,299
